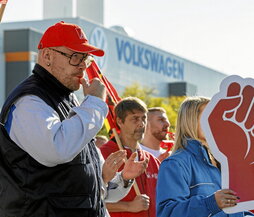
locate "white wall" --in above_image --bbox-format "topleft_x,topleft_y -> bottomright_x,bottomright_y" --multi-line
76,0 -> 104,24
43,0 -> 73,19
43,0 -> 104,25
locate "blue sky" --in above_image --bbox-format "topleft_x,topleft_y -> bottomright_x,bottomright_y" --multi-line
2,0 -> 254,78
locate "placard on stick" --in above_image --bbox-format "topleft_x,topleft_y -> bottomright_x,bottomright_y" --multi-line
201,75 -> 254,213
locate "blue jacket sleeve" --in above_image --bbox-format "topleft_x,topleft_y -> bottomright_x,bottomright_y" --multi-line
156,159 -> 221,217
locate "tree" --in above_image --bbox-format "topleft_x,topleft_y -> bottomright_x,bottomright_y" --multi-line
121,82 -> 156,106
98,82 -> 185,137
122,82 -> 185,131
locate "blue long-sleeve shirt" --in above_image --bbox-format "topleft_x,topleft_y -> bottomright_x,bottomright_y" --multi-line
156,139 -> 252,217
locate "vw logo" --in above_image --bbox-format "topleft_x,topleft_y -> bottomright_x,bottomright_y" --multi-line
90,27 -> 107,69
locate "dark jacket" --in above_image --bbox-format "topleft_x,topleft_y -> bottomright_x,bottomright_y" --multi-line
0,64 -> 105,217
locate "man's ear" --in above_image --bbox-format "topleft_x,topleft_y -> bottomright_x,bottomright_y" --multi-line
116,117 -> 123,129
41,48 -> 52,66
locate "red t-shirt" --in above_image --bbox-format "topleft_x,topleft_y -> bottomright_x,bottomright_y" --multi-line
100,140 -> 160,217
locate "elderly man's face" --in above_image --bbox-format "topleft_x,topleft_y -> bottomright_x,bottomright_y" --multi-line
49,46 -> 87,91
118,110 -> 147,142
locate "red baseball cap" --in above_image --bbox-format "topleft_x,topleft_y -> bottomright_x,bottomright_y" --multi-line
38,21 -> 104,56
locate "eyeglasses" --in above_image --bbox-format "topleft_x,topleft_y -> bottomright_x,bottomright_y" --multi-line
49,48 -> 93,67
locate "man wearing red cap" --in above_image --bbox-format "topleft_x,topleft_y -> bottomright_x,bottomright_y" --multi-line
0,21 -> 134,217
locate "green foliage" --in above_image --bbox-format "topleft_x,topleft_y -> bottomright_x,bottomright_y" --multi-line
97,125 -> 109,139
98,82 -> 186,137
122,82 -> 185,131
157,96 -> 186,131
121,82 -> 156,106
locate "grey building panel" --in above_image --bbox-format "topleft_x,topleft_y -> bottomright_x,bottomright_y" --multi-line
4,29 -> 42,52
169,82 -> 197,96
4,29 -> 29,52
186,82 -> 197,96
3,29 -> 40,98
29,30 -> 43,52
5,62 -> 30,96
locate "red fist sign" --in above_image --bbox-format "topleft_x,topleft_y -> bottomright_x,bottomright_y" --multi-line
201,75 -> 254,213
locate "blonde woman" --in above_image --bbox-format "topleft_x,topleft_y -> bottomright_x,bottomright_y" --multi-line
156,97 -> 253,217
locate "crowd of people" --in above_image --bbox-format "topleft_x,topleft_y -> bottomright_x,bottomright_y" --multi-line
0,21 -> 253,217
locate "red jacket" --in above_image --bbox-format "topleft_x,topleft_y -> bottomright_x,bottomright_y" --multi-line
100,140 -> 160,217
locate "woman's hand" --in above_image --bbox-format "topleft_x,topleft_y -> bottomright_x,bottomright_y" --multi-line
215,189 -> 239,209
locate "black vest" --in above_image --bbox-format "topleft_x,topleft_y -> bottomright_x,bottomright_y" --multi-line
0,64 -> 105,217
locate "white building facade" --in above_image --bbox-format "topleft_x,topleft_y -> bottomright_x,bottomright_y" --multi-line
0,17 -> 226,108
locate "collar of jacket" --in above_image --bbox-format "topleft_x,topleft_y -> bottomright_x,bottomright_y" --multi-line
32,63 -> 73,97
184,139 -> 212,164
